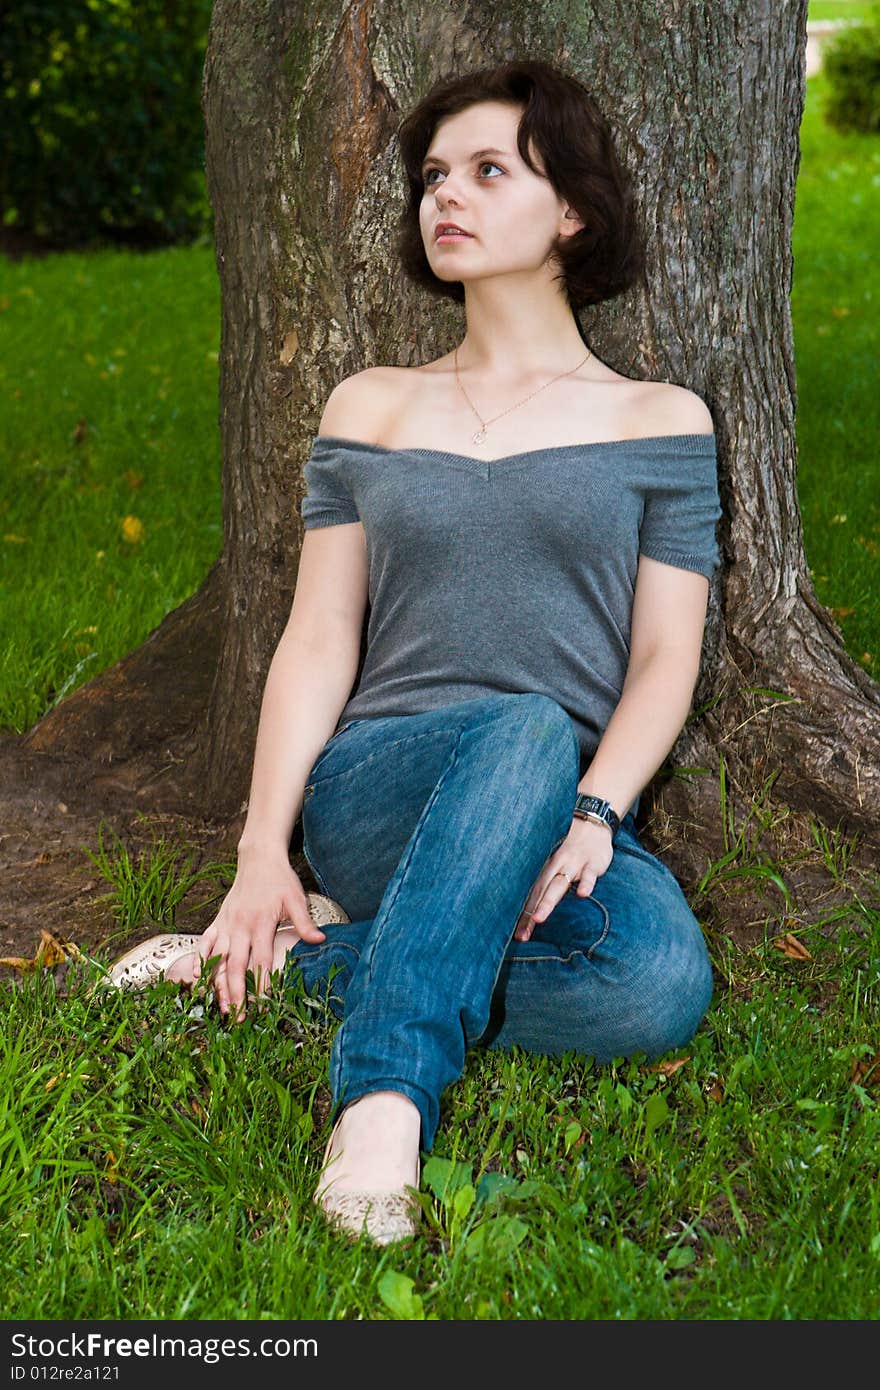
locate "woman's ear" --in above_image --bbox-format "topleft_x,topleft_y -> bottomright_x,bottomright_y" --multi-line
560,207 -> 585,237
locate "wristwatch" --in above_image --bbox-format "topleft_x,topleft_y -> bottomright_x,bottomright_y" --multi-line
573,793 -> 620,836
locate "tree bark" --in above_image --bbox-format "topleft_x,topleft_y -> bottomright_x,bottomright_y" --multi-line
19,0 -> 880,867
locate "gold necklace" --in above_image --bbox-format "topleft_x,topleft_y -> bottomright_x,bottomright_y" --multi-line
454,343 -> 593,445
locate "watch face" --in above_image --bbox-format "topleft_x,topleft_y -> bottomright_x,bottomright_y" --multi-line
574,794 -> 618,830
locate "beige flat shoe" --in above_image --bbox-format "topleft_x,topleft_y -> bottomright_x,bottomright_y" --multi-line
296,892 -> 351,930
98,893 -> 350,992
101,932 -> 205,992
314,1112 -> 421,1246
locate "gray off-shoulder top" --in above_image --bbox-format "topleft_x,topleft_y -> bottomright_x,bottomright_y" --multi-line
300,432 -> 722,809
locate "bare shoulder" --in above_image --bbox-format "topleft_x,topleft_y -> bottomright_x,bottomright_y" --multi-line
638,380 -> 715,436
318,366 -> 412,445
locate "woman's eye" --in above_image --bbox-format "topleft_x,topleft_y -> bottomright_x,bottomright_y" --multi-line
423,162 -> 503,186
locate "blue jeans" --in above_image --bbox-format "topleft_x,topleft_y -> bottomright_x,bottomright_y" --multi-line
289,693 -> 713,1150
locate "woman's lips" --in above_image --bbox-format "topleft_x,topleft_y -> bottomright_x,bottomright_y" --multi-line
436,231 -> 473,242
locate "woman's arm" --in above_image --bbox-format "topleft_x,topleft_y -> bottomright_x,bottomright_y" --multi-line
200,528 -> 367,1020
515,555 -> 711,939
199,374 -> 381,1019
577,554 -> 711,818
236,542 -> 365,858
240,370 -> 394,853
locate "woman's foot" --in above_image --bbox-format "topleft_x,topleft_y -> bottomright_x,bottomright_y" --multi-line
315,1091 -> 422,1245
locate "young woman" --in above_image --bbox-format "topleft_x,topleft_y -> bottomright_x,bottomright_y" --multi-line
107,59 -> 723,1246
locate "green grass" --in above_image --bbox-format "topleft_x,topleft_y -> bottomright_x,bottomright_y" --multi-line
0,239 -> 223,731
1,870 -> 878,1320
808,1 -> 879,25
793,65 -> 880,673
83,815 -> 235,940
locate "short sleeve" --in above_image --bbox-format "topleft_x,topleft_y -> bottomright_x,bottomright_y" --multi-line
300,439 -> 360,529
638,438 -> 722,579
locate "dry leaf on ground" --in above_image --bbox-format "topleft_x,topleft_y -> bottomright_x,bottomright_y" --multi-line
851,1050 -> 880,1090
650,1058 -> 690,1078
772,931 -> 812,961
0,928 -> 81,973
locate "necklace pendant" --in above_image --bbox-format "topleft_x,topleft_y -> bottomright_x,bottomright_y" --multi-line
472,426 -> 487,444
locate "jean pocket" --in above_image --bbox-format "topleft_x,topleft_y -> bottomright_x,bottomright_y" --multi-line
307,719 -> 359,781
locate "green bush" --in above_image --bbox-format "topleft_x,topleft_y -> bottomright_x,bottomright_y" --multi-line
0,0 -> 214,248
822,16 -> 880,134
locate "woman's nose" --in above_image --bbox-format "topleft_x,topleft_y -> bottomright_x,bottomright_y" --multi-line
433,174 -> 465,206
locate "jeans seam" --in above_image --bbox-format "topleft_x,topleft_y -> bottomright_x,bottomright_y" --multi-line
505,951 -> 589,966
584,898 -> 610,959
309,700 -> 575,794
307,725 -> 461,792
513,898 -> 612,961
301,840 -> 331,897
355,727 -> 462,989
294,941 -> 362,962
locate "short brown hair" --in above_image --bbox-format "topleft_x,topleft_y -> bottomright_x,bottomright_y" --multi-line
394,58 -> 646,311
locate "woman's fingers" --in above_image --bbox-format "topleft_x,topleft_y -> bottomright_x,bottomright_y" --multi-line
223,977 -> 247,1024
226,932 -> 268,1021
285,916 -> 326,944
192,878 -> 329,1019
193,929 -> 260,1020
531,869 -> 594,922
522,823 -> 615,937
527,872 -> 572,925
211,926 -> 321,1020
514,861 -> 600,941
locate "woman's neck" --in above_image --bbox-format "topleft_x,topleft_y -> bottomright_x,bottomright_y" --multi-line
457,277 -> 592,381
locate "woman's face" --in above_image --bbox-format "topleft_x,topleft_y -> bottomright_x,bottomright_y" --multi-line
418,100 -> 580,287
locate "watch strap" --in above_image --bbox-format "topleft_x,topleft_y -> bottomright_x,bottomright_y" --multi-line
573,793 -> 620,835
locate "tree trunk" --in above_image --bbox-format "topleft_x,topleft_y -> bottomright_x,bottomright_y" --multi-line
20,0 -> 880,873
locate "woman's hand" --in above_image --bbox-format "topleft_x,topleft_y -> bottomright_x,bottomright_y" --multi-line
196,845 -> 326,1022
513,819 -> 614,942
